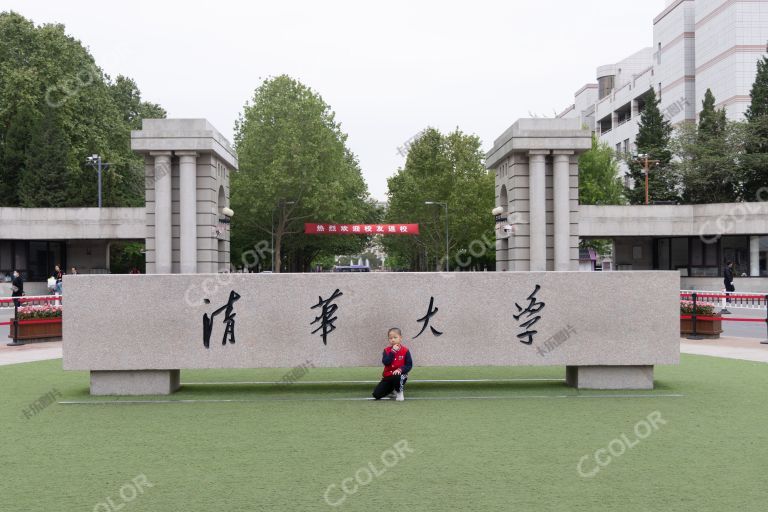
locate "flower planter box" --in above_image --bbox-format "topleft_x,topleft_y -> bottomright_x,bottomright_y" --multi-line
680,316 -> 723,338
8,320 -> 62,341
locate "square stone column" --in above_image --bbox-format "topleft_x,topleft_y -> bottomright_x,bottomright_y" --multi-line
150,151 -> 173,274
553,151 -> 573,271
528,150 -> 549,271
177,151 -> 199,274
750,235 -> 760,277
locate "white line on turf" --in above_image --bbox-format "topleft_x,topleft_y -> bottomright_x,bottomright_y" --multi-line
183,378 -> 565,385
58,393 -> 684,405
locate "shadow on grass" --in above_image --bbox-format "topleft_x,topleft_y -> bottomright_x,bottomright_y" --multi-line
177,378 -> 569,396
60,380 -> 685,404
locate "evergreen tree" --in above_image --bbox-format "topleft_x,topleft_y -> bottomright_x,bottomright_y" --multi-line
18,106 -> 70,206
676,88 -> 740,203
624,88 -> 680,204
742,44 -> 768,199
746,46 -> 768,121
698,88 -> 727,137
0,103 -> 36,205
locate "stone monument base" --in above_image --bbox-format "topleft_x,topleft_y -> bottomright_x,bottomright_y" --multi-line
565,365 -> 654,390
90,370 -> 181,395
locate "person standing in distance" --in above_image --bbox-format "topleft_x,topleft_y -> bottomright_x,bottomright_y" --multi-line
11,270 -> 23,308
722,260 -> 735,314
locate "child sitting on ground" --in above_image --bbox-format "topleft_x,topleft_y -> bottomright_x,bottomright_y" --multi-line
372,327 -> 413,401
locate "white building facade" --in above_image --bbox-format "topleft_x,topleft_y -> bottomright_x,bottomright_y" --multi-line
559,0 -> 768,180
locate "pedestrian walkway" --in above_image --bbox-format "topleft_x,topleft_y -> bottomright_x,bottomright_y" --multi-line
681,336 -> 768,363
0,340 -> 62,366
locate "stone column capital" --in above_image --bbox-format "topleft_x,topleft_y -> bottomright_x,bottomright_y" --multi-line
528,150 -> 550,157
175,151 -> 199,158
149,151 -> 173,158
552,150 -> 575,156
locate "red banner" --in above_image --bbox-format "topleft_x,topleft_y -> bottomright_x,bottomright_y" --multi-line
305,223 -> 419,235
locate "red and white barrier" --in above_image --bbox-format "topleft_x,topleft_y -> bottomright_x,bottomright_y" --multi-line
680,290 -> 767,311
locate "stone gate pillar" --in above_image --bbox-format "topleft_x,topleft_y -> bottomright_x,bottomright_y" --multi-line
131,119 -> 238,274
486,119 -> 590,271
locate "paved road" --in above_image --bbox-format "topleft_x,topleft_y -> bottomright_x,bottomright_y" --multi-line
715,306 -> 767,340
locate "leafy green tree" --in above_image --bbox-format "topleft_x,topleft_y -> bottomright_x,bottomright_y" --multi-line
578,135 -> 625,205
383,127 -> 494,271
577,135 -> 624,257
675,89 -> 741,203
109,75 -> 166,130
624,88 -> 680,204
0,11 -> 164,207
742,45 -> 768,199
232,75 -> 375,272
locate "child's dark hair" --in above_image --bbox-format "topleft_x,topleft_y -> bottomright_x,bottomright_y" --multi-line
388,327 -> 402,336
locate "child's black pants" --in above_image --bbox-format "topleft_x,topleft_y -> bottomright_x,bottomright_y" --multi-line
372,374 -> 407,399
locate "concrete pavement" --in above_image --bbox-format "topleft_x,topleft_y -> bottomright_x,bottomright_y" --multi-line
680,336 -> 768,364
0,340 -> 62,366
0,308 -> 61,365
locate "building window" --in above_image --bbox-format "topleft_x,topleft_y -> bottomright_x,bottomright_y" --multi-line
0,240 -> 66,282
658,82 -> 662,100
623,139 -> 630,154
690,237 -> 719,276
657,239 -> 670,270
598,75 -> 615,100
658,42 -> 662,64
722,236 -> 749,277
616,143 -> 622,155
671,238 -> 689,273
0,240 -> 12,281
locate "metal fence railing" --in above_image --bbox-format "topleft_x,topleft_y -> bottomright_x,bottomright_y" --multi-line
680,291 -> 768,344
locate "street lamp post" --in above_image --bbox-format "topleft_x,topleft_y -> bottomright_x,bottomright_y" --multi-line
271,200 -> 295,272
85,154 -> 110,208
425,201 -> 449,271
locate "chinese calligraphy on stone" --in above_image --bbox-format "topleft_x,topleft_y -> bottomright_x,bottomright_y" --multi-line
514,285 -> 545,345
414,296 -> 443,338
311,288 -> 343,345
203,290 -> 241,349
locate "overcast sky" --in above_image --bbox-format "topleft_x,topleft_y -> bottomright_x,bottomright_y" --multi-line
6,0 -> 664,200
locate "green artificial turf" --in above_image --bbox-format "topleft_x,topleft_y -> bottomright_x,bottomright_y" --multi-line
1,355 -> 767,511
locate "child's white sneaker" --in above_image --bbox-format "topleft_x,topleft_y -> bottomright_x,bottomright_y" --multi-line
386,391 -> 397,400
395,390 -> 405,401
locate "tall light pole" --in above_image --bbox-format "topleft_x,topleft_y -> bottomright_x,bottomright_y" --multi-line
634,153 -> 659,205
85,154 -> 110,208
425,201 -> 449,271
271,200 -> 295,272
